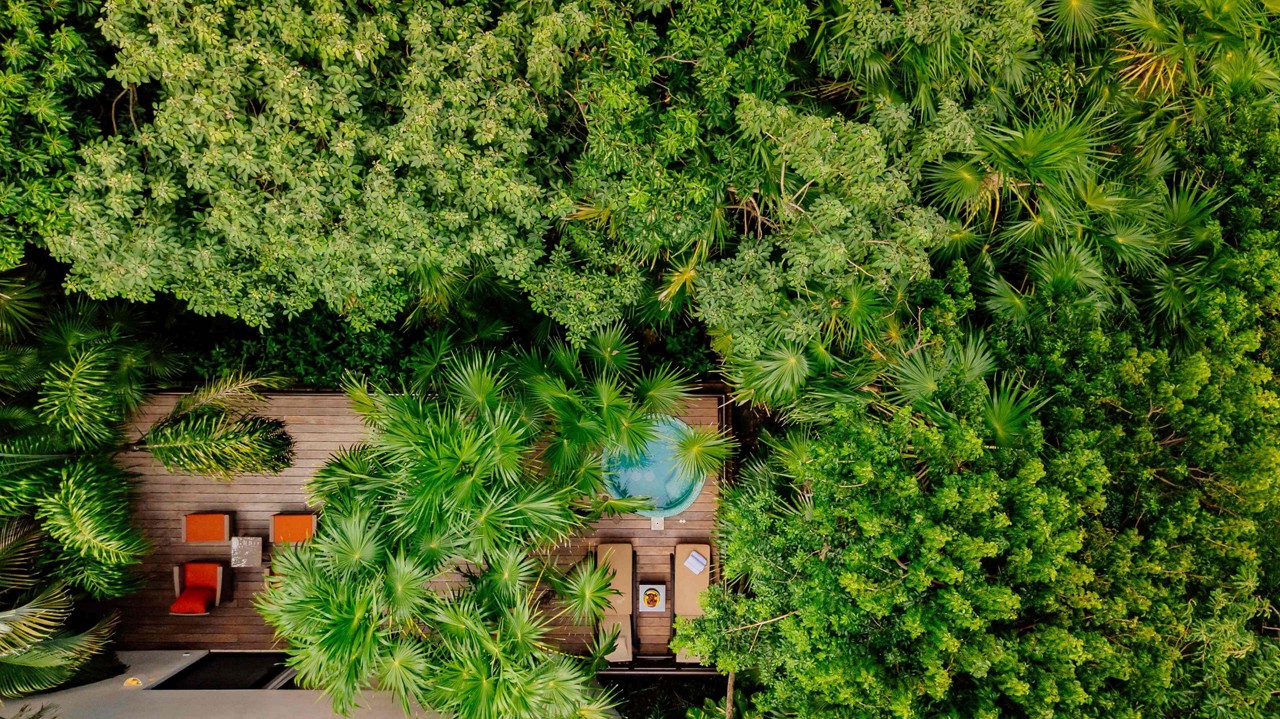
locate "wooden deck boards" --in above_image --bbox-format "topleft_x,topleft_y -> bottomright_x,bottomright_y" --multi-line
113,393 -> 725,659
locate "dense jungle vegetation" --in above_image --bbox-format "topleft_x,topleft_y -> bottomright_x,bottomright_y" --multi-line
3,0 -> 1280,716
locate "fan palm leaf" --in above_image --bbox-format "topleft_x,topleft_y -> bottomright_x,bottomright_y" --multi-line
555,555 -> 616,625
584,325 -> 638,377
1030,241 -> 1113,307
1049,0 -> 1104,46
444,354 -> 508,416
672,425 -> 734,481
0,272 -> 43,342
984,274 -> 1033,325
985,375 -> 1048,446
376,639 -> 432,715
730,345 -> 812,407
632,365 -> 692,416
946,335 -> 997,385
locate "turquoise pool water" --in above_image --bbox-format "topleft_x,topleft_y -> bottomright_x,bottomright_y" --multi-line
604,416 -> 706,518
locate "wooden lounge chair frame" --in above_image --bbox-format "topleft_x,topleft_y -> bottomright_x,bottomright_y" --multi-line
673,543 -> 711,664
597,543 -> 636,663
170,563 -> 226,616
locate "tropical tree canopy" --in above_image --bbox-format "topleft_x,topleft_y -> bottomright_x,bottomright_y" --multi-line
1,0 -> 1280,713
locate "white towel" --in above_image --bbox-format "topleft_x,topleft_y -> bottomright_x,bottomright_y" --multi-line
683,550 -> 707,575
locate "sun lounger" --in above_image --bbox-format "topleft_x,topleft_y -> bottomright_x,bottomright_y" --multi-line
597,543 -> 635,663
674,543 -> 711,663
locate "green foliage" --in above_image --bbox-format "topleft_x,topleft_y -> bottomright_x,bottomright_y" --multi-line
0,270 -> 295,595
191,311 -> 410,388
0,519 -> 116,698
260,337 -> 706,716
0,0 -> 106,269
52,0 -> 550,328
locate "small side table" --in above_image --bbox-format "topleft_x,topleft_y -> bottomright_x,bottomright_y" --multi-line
230,536 -> 263,569
638,583 -> 667,613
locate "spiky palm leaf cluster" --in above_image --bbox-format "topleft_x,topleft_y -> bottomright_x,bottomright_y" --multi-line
0,520 -> 115,698
917,0 -> 1267,345
142,372 -> 295,481
261,330 -> 727,717
882,334 -> 1047,446
0,270 -> 296,597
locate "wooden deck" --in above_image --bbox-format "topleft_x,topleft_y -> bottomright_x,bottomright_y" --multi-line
113,392 -> 725,659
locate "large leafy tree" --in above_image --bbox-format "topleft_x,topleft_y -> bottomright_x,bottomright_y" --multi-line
0,0 -> 106,270
51,0 -> 549,329
259,333 -> 731,716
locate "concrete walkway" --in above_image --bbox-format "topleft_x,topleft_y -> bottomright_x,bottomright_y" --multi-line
11,651 -> 422,719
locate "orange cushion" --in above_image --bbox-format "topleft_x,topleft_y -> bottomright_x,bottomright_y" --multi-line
170,586 -> 216,614
272,514 -> 315,544
184,563 -> 221,589
185,514 -> 229,542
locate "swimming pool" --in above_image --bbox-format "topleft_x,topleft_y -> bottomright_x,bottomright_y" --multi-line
604,416 -> 706,518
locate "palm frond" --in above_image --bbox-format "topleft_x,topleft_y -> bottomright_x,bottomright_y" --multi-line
0,520 -> 42,591
886,349 -> 944,406
671,424 -> 734,481
1030,241 -> 1113,307
946,334 -> 996,385
34,461 -> 148,582
444,353 -> 508,416
729,345 -> 812,408
172,371 -> 289,417
34,347 -> 120,450
0,614 -> 115,699
1049,0 -> 1103,46
555,555 -> 616,625
984,374 -> 1048,446
0,271 -> 43,342
984,274 -> 1032,325
632,365 -> 693,416
584,325 -> 638,378
376,639 -> 431,715
0,584 -> 73,655
143,412 -> 295,481
316,510 -> 382,577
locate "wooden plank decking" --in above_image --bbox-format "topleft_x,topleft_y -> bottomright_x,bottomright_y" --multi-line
113,392 -> 725,659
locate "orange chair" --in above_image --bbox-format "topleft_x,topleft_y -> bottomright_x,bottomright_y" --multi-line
182,513 -> 231,542
271,513 -> 317,545
170,562 -> 225,615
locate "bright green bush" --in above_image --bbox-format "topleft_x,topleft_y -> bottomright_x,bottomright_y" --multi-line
51,0 -> 549,329
0,0 -> 106,270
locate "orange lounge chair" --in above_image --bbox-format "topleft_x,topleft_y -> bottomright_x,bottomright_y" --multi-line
674,543 -> 711,664
170,562 -> 225,616
182,513 -> 231,542
597,543 -> 635,663
271,513 -> 317,545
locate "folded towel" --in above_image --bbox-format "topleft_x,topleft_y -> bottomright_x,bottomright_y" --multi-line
683,550 -> 707,575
